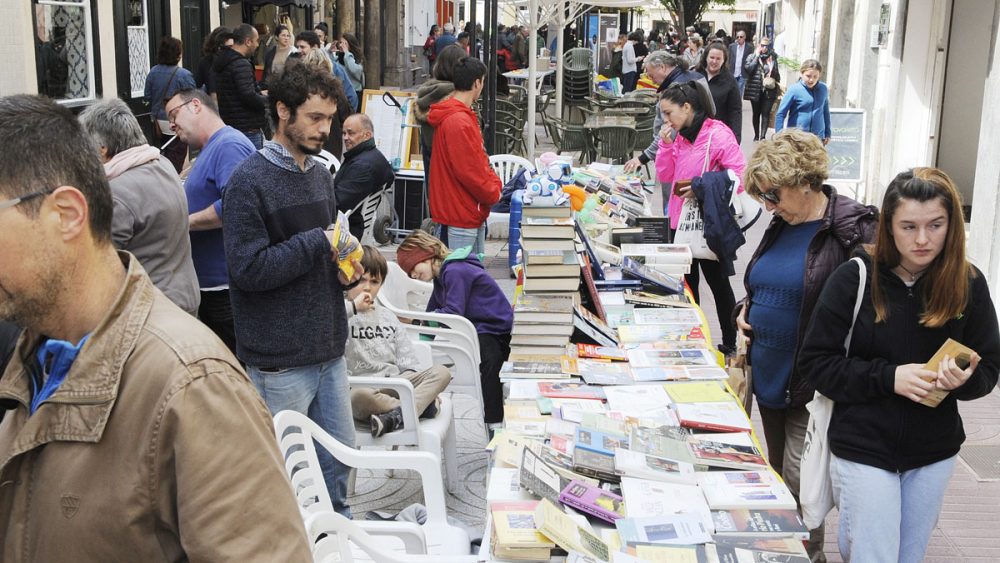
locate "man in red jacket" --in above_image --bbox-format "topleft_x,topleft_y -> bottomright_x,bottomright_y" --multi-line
427,57 -> 501,255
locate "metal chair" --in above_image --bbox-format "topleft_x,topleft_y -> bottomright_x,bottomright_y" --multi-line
591,125 -> 638,164
547,116 -> 593,163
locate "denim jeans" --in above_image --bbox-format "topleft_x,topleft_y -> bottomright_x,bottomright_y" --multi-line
442,225 -> 486,257
243,129 -> 264,150
248,357 -> 355,517
830,454 -> 955,562
736,74 -> 746,97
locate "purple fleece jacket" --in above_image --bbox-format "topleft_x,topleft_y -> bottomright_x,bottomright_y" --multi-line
427,250 -> 513,335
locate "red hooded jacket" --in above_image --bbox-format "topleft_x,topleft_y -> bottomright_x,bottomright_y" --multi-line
427,98 -> 501,228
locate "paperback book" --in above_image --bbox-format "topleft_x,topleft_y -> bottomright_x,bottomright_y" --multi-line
561,358 -> 634,385
521,216 -> 575,239
621,257 -> 685,295
632,307 -> 703,327
490,500 -> 556,560
575,426 -> 629,457
533,498 -> 611,562
711,508 -> 809,539
520,447 -> 569,505
613,448 -> 697,485
572,447 -> 619,483
627,348 -> 718,368
617,324 -> 706,344
615,514 -> 712,546
558,480 -> 627,524
675,402 -> 753,433
695,471 -> 798,510
513,293 -> 577,324
538,381 -> 607,401
576,343 -> 628,361
686,433 -> 768,470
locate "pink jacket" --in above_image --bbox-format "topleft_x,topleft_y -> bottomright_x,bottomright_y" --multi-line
655,118 -> 746,229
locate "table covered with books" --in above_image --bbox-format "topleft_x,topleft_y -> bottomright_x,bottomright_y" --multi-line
478,165 -> 810,563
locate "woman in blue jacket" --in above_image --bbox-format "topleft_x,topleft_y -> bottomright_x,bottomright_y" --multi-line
774,59 -> 831,145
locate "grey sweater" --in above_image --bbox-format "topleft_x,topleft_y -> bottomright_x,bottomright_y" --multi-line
222,143 -> 349,368
110,156 -> 200,315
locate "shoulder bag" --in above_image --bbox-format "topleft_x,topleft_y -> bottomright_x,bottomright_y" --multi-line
799,256 -> 867,529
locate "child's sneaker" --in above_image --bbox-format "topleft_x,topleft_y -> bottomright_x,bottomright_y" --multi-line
370,407 -> 404,437
419,398 -> 441,419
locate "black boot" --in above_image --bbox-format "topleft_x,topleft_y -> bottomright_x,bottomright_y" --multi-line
370,407 -> 404,437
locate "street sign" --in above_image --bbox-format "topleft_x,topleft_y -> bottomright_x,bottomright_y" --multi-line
828,109 -> 866,182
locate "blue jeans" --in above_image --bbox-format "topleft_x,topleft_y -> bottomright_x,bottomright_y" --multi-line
736,74 -> 746,97
442,225 -> 486,257
249,357 -> 355,517
243,129 -> 264,150
830,454 -> 955,562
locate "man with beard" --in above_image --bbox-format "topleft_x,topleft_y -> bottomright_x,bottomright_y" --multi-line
222,62 -> 363,517
0,94 -> 310,560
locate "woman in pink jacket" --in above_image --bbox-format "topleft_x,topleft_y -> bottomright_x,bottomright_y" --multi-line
655,81 -> 746,354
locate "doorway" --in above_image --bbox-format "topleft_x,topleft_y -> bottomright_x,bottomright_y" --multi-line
936,0 -> 994,208
181,0 -> 210,73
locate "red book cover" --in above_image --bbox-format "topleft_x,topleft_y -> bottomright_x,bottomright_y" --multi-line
578,252 -> 607,322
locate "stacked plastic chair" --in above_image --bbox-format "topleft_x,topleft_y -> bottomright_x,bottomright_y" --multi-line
562,48 -> 593,123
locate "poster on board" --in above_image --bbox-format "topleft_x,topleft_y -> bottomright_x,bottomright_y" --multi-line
360,89 -> 419,171
827,109 -> 865,183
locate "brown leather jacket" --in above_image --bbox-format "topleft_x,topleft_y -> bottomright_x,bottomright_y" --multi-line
738,186 -> 878,408
0,254 -> 311,562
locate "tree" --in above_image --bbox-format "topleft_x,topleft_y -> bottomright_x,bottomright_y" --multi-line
658,0 -> 737,30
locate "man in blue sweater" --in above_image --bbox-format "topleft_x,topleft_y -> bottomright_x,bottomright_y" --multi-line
166,88 -> 255,355
223,63 -> 362,517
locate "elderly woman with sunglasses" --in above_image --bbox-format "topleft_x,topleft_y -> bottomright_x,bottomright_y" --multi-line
734,128 -> 878,562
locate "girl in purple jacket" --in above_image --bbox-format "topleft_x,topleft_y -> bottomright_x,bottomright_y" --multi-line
396,230 -> 512,427
655,81 -> 746,353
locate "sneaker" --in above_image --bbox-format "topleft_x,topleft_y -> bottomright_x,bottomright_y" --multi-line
717,344 -> 737,358
370,407 -> 404,437
419,398 -> 440,419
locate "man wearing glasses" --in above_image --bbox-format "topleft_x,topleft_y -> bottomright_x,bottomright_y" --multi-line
728,30 -> 754,97
0,95 -> 310,560
165,88 -> 255,356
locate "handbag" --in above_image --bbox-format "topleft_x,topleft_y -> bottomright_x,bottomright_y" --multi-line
799,256 -> 867,530
726,330 -> 753,414
673,132 -> 718,260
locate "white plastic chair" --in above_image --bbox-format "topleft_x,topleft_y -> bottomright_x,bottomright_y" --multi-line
273,410 -> 471,557
488,154 -> 535,184
313,150 -> 342,174
351,342 -> 460,493
307,511 -> 478,563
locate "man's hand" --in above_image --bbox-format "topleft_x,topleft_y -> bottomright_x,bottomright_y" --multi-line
935,353 -> 979,391
623,157 -> 643,173
893,364 -> 937,403
823,137 -> 830,146
338,259 -> 364,286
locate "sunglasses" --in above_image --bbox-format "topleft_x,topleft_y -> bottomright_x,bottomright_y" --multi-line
759,188 -> 781,205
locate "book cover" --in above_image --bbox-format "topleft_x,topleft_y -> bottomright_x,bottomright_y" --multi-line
538,381 -> 607,401
521,235 -> 576,252
615,514 -> 712,546
593,278 -> 645,292
920,338 -> 976,407
624,289 -> 694,308
557,399 -> 608,423
620,243 -> 693,265
613,448 -> 697,485
490,500 -> 556,548
524,248 -> 578,266
511,334 -> 572,347
576,343 -> 628,361
633,544 -> 711,562
533,498 -> 611,562
711,537 -> 810,556
579,412 -> 630,436
628,348 -> 718,368
487,467 -> 535,502
572,447 -> 619,482
604,304 -> 636,328
501,360 -> 566,378
575,426 -> 629,456
687,435 -> 768,470
631,366 -> 697,382
617,324 -> 706,344
619,477 -> 712,529
560,358 -> 634,385
523,275 -> 580,293
578,252 -> 608,321
675,402 -> 752,433
665,382 -> 733,404
632,308 -> 704,327
522,202 -> 573,218
521,217 -> 576,239
519,447 -> 568,505
621,257 -> 685,295
572,305 -> 619,347
512,322 -> 575,336
524,259 -> 582,279
711,508 -> 809,539
634,216 -> 672,244
558,480 -> 626,524
629,427 -> 697,464
713,547 -> 810,563
695,471 -> 798,510
576,222 -> 606,281
604,385 -> 672,414
610,226 -> 645,246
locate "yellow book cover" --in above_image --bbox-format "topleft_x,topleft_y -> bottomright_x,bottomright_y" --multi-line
490,501 -> 555,548
634,544 -> 705,562
664,381 -> 733,404
533,498 -> 611,561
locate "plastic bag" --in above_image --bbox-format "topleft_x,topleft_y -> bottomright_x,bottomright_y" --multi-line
329,210 -> 363,279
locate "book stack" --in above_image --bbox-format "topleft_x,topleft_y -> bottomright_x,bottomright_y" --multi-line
509,293 -> 576,359
620,243 -> 693,277
519,205 -> 580,295
489,501 -> 556,561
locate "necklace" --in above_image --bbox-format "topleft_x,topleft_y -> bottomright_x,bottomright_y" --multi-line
897,263 -> 927,282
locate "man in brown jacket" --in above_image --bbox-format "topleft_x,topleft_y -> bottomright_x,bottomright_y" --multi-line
0,95 -> 312,561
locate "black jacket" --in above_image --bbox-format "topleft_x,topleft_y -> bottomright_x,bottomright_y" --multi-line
691,170 -> 744,277
798,251 -> 1000,472
700,70 -> 743,144
213,47 -> 267,132
743,53 -> 781,103
334,139 -> 395,239
738,186 -> 878,407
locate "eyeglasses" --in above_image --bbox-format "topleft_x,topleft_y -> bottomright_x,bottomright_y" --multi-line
0,189 -> 52,212
166,99 -> 195,125
759,188 -> 781,205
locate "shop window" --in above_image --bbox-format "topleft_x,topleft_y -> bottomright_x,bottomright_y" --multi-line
34,0 -> 97,105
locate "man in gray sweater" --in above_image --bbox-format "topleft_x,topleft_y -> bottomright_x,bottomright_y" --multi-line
79,98 -> 200,315
223,63 -> 362,517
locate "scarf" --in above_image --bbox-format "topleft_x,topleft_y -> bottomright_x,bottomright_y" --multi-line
678,110 -> 708,144
103,145 -> 161,180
